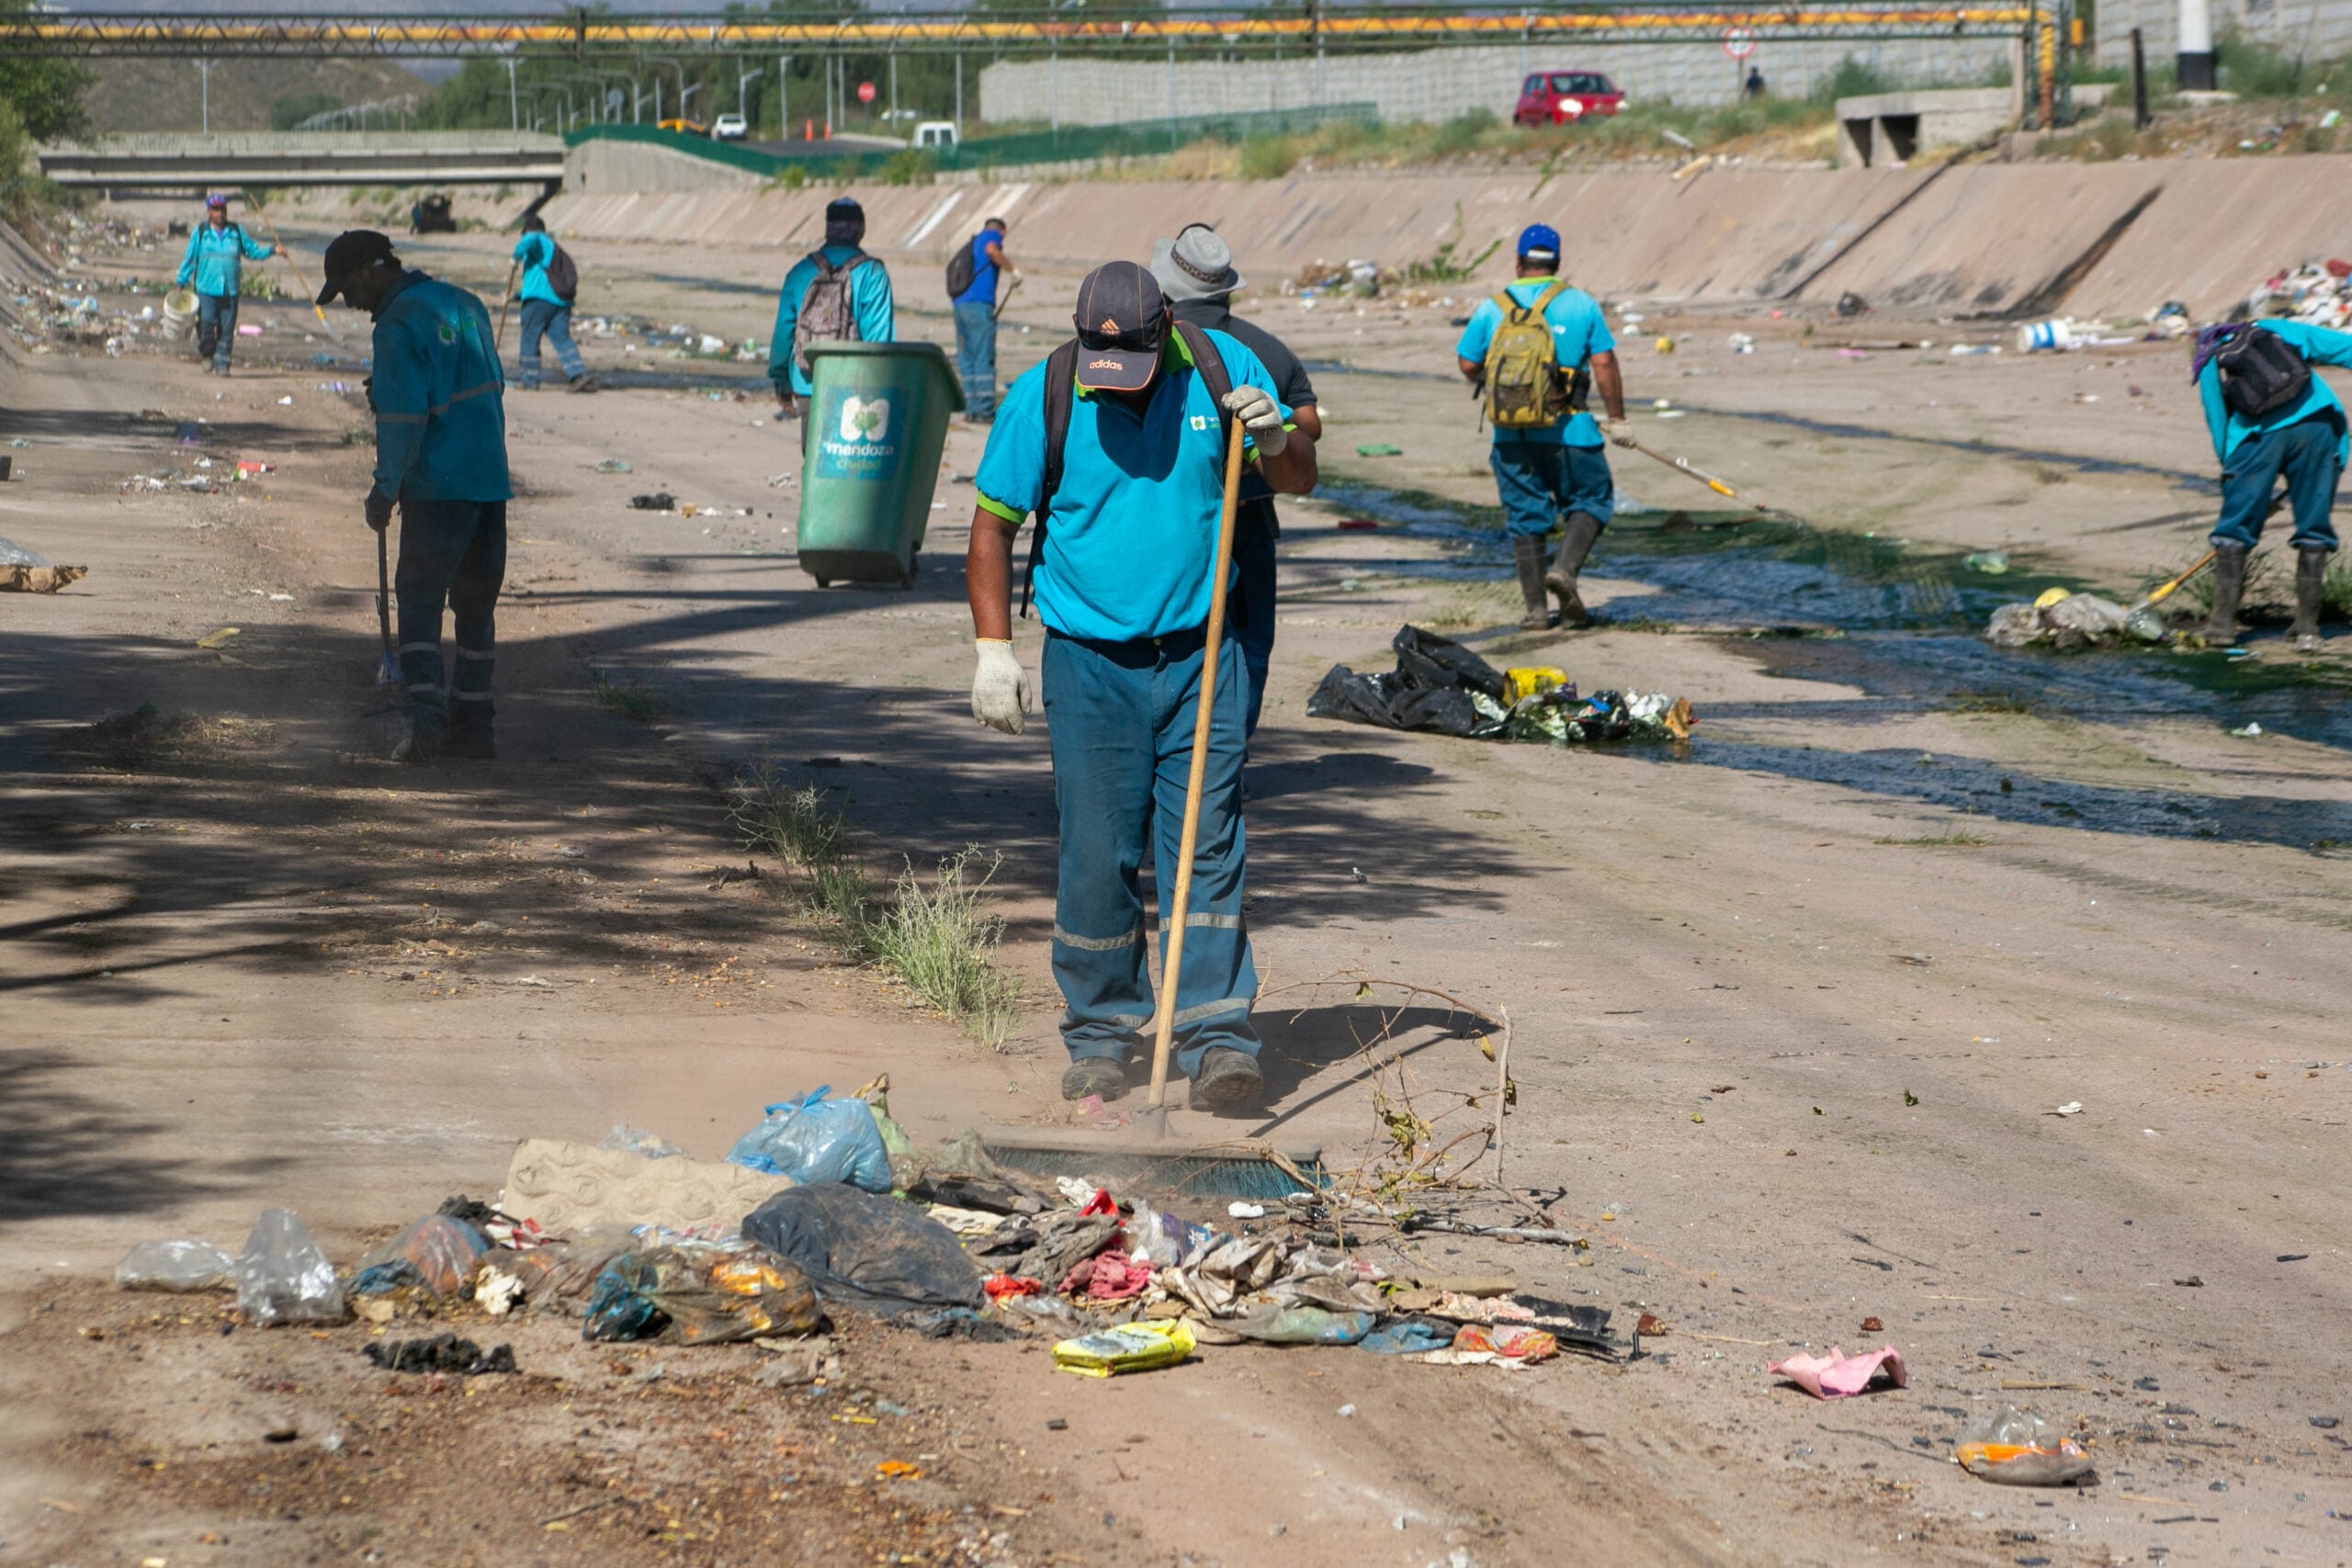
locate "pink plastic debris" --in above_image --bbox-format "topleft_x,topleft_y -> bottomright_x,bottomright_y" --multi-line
1768,1344 -> 1906,1399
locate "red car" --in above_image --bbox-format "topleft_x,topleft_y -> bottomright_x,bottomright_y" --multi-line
1513,71 -> 1626,127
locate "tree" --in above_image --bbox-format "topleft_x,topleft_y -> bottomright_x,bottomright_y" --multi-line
0,0 -> 93,141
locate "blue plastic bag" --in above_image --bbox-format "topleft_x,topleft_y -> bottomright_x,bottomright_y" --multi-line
724,1087 -> 893,1191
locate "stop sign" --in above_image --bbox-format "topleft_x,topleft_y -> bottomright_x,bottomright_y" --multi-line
857,80 -> 876,105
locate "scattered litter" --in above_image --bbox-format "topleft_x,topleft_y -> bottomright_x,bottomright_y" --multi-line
1963,550 -> 2010,574
2230,721 -> 2263,738
1053,1319 -> 1196,1378
1984,592 -> 2151,650
498,1136 -> 794,1235
601,1125 -> 684,1159
195,626 -> 241,650
742,1182 -> 986,1316
2052,1101 -> 2084,1117
1355,444 -> 1404,457
115,1239 -> 235,1292
628,492 -> 678,511
593,457 -> 634,473
276,395 -> 292,406
1956,1405 -> 2097,1485
1769,1344 -> 1905,1399
234,1209 -> 345,1327
1309,626 -> 1691,745
582,1244 -> 824,1345
1949,344 -> 2001,357
364,1334 -> 516,1375
1336,518 -> 1378,531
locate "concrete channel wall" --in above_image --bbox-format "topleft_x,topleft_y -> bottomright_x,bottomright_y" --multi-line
542,153 -> 2352,321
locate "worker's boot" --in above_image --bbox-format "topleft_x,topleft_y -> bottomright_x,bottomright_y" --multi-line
1060,1057 -> 1128,1102
2201,541 -> 2250,647
1191,1046 -> 1264,1110
443,706 -> 496,761
1511,535 -> 1553,632
1545,510 -> 1604,629
2290,545 -> 2330,653
391,709 -> 445,765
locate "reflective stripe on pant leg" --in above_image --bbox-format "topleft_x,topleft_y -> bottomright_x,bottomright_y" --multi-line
395,498 -> 476,721
1044,632 -> 1157,1061
1151,633 -> 1259,1078
447,502 -> 505,701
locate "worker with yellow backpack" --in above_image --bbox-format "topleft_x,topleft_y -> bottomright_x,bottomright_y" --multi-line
1453,224 -> 1631,630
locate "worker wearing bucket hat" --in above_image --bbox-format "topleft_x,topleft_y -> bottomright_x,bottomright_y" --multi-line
1454,222 -> 1630,630
964,260 -> 1318,1110
318,230 -> 513,764
175,193 -> 274,375
1150,223 -> 1322,739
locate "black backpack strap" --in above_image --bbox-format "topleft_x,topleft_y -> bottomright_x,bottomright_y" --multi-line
1172,320 -> 1237,452
1020,337 -> 1080,620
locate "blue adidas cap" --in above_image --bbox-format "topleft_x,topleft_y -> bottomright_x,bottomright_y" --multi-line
1518,223 -> 1561,262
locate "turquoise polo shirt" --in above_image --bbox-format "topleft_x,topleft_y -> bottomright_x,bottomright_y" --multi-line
368,271 -> 512,504
975,328 -> 1289,643
1453,277 -> 1614,446
175,221 -> 273,298
2198,319 -> 2352,468
512,231 -> 567,308
767,245 -> 896,397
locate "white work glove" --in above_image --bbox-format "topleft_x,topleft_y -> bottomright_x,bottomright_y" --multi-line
1220,386 -> 1288,457
1600,415 -> 1636,449
971,638 -> 1032,736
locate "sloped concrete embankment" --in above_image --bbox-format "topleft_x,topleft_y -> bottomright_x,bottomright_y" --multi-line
543,154 -> 2352,321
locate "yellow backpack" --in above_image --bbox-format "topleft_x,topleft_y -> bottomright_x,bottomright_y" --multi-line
1483,280 -> 1573,430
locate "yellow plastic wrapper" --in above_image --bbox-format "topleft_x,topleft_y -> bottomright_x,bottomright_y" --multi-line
1504,666 -> 1570,704
2033,586 -> 2073,610
1052,1318 -> 1196,1379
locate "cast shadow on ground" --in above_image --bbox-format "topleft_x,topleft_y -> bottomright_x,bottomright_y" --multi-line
1242,1002 -> 1491,1134
0,1048 -> 276,1224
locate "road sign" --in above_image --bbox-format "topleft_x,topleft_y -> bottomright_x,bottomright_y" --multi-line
857,80 -> 876,104
1723,27 -> 1756,58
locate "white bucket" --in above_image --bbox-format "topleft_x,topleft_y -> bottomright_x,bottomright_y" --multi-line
162,287 -> 198,341
2017,318 -> 2075,353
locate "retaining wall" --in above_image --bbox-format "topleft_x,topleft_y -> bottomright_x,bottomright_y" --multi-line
543,153 -> 2352,321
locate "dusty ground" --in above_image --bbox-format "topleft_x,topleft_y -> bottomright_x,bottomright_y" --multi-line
3,202 -> 2349,1568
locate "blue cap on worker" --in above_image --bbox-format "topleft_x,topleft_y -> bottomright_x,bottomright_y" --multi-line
206,192 -> 229,209
1518,223 -> 1561,264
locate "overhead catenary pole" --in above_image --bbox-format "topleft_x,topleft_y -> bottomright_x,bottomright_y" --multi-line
503,57 -> 518,130
780,55 -> 789,137
955,51 -> 962,135
2177,0 -> 2214,90
198,57 -> 211,134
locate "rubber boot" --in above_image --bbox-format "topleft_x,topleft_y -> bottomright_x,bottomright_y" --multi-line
1511,535 -> 1553,631
2291,545 -> 2329,653
2202,541 -> 2249,647
1545,510 -> 1604,629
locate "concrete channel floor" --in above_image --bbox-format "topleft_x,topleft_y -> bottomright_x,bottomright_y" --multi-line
1,211 -> 2347,1567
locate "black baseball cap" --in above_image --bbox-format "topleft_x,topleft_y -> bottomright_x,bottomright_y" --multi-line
315,229 -> 397,305
1071,260 -> 1166,394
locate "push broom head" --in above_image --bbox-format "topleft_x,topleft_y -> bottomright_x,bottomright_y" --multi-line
978,1127 -> 1327,1202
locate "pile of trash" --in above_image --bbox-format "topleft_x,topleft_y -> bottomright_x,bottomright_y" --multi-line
110,1075 -> 1630,1381
1308,625 -> 1693,745
2245,258 -> 2352,329
0,534 -> 86,594
1984,586 -> 2165,650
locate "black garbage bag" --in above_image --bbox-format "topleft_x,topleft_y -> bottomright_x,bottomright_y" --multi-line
1305,625 -> 1510,739
741,1183 -> 985,1315
1388,625 -> 1507,703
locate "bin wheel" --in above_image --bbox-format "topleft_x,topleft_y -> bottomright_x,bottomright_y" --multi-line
814,574 -> 831,589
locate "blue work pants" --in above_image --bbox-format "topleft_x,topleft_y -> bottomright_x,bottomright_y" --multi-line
1043,627 -> 1259,1075
396,498 -> 506,734
517,299 -> 584,388
2214,414 -> 2343,552
195,292 -> 239,370
1489,438 -> 1615,538
954,299 -> 998,419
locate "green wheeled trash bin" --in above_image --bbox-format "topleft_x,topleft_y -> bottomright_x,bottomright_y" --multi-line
797,341 -> 964,588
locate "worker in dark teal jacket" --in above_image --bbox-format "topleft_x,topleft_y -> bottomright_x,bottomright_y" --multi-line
317,230 -> 514,763
511,214 -> 592,390
175,193 -> 273,375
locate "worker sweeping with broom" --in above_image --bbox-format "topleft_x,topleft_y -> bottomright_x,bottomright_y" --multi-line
316,229 -> 512,764
965,260 -> 1317,1111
